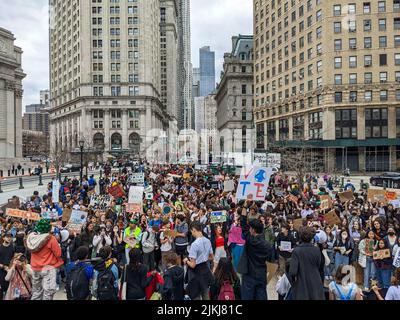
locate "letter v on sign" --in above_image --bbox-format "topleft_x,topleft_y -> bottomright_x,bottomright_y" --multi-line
243,167 -> 254,179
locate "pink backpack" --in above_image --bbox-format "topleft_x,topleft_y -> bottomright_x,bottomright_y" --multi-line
218,281 -> 235,300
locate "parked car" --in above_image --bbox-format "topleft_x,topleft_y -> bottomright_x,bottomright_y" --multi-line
370,172 -> 400,188
60,164 -> 81,173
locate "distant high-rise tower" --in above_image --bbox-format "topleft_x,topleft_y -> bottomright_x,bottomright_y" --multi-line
192,67 -> 200,98
199,46 -> 215,96
177,0 -> 193,130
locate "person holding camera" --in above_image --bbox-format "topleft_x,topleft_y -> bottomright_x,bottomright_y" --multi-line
4,253 -> 32,300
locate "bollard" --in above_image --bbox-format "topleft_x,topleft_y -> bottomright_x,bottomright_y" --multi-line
8,170 -> 10,177
39,174 -> 43,186
19,177 -> 24,189
28,168 -> 31,175
0,170 -> 3,177
22,169 -> 24,176
0,181 -> 3,193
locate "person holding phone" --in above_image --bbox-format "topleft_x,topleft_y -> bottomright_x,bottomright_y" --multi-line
4,253 -> 33,300
92,226 -> 112,258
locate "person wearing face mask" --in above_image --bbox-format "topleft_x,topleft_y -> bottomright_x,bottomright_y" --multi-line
333,229 -> 354,272
0,232 -> 15,300
373,239 -> 393,289
92,226 -> 112,259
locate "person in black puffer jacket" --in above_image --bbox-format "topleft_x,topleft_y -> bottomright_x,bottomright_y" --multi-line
162,252 -> 184,300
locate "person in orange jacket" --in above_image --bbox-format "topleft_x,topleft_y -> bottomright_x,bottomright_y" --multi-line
26,219 -> 64,300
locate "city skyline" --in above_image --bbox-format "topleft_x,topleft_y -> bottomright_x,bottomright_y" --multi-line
0,0 -> 253,109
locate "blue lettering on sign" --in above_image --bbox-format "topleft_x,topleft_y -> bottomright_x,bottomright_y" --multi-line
240,181 -> 251,196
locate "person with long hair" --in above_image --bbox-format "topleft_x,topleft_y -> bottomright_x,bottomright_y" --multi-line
4,253 -> 32,300
358,230 -> 377,291
372,268 -> 400,300
328,264 -> 363,300
333,229 -> 354,272
210,257 -> 241,300
373,239 -> 393,289
120,248 -> 155,300
212,224 -> 227,273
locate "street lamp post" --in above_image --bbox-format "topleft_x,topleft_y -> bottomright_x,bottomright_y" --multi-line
79,139 -> 85,185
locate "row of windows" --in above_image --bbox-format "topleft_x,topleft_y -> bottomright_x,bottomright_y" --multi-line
332,2 -> 400,15
92,62 -> 139,71
93,74 -> 139,83
333,71 -> 400,84
93,86 -> 140,97
91,6 -> 138,15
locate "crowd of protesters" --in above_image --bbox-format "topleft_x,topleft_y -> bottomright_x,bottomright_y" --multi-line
0,161 -> 399,301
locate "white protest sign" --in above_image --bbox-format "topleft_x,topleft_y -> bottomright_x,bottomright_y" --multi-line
393,249 -> 400,268
390,199 -> 400,209
223,180 -> 235,192
128,186 -> 144,204
266,153 -> 281,169
149,173 -> 158,180
129,173 -> 145,184
253,153 -> 267,166
145,193 -> 153,200
280,241 -> 292,252
195,164 -> 208,171
236,166 -> 273,201
52,179 -> 60,203
144,185 -> 153,194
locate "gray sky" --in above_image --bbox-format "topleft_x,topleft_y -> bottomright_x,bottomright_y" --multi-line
0,0 -> 253,108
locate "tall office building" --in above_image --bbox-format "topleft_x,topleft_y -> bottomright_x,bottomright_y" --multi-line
192,67 -> 200,98
23,104 -> 50,135
0,27 -> 26,170
199,46 -> 216,96
49,0 -> 175,162
254,0 -> 400,172
177,0 -> 193,130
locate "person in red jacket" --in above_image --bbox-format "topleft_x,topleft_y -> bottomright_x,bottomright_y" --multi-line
26,219 -> 64,300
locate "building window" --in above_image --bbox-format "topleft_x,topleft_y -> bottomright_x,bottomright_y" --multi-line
309,111 -> 323,140
334,22 -> 341,33
365,108 -> 388,138
364,20 -> 371,31
334,74 -> 342,85
335,92 -> 343,103
334,39 -> 342,50
378,1 -> 386,12
365,90 -> 372,101
241,85 -> 247,94
380,36 -> 387,48
349,56 -> 357,68
364,37 -> 372,48
279,119 -> 289,141
379,19 -> 386,31
335,109 -> 357,139
380,90 -> 388,101
349,73 -> 357,84
333,4 -> 341,16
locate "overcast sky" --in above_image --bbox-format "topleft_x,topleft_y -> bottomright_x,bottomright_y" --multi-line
0,0 -> 253,108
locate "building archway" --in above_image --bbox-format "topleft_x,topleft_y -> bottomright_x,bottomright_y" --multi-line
93,133 -> 105,151
129,132 -> 141,156
111,132 -> 122,150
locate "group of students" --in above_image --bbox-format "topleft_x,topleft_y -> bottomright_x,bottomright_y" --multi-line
0,162 -> 400,301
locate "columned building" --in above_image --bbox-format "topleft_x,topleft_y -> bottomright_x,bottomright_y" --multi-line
49,0 -> 175,162
0,27 -> 26,170
215,35 -> 254,156
254,0 -> 400,172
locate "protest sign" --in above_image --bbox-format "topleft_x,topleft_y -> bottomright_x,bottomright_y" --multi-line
320,195 -> 332,210
168,174 -> 182,179
90,195 -> 111,209
108,184 -> 125,198
236,166 -> 273,201
393,248 -> 400,268
66,210 -> 88,234
210,211 -> 227,224
164,230 -> 179,238
195,164 -> 208,171
144,185 -> 153,194
52,179 -> 60,203
288,194 -> 298,204
266,153 -> 281,169
266,262 -> 279,284
367,189 -> 387,203
324,210 -> 342,226
214,175 -> 224,181
6,208 -> 40,221
223,180 -> 235,192
128,186 -> 144,204
126,203 -> 143,214
128,173 -> 145,184
88,189 -> 96,197
183,173 -> 191,180
41,210 -> 59,220
253,153 -> 267,166
124,236 -> 137,248
62,208 -> 72,222
149,173 -> 158,180
338,190 -> 354,203
210,181 -> 219,189
6,197 -> 20,209
385,191 -> 397,201
280,241 -> 292,252
373,249 -> 391,260
364,239 -> 375,256
390,199 -> 400,209
145,193 -> 153,200
163,205 -> 172,215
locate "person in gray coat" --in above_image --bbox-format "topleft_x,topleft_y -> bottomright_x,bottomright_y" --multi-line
288,226 -> 325,300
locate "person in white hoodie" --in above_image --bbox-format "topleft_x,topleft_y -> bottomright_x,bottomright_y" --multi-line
92,225 -> 112,258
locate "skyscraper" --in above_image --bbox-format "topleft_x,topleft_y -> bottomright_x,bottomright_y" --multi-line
177,0 -> 193,130
199,46 -> 216,96
48,0 -> 176,162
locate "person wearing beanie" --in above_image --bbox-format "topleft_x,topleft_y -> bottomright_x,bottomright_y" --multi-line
26,219 -> 64,300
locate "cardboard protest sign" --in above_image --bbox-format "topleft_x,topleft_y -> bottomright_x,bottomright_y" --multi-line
126,203 -> 143,214
320,195 -> 332,210
124,236 -> 137,248
108,184 -> 125,198
62,208 -> 72,222
6,208 -> 40,221
168,174 -> 182,179
385,191 -> 397,201
183,173 -> 191,180
338,190 -> 354,203
266,262 -> 278,284
210,211 -> 227,224
324,210 -> 342,226
128,186 -> 144,204
163,205 -> 172,215
223,180 -> 235,192
288,194 -> 298,204
364,239 -> 375,256
236,166 -> 273,201
149,173 -> 158,180
373,249 -> 391,260
6,197 -> 20,209
390,199 -> 400,209
66,210 -> 88,234
367,189 -> 387,203
41,210 -> 59,220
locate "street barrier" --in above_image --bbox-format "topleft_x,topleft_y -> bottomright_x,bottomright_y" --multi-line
19,177 -> 24,189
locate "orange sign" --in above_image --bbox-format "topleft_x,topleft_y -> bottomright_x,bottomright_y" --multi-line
385,191 -> 397,201
6,208 -> 41,221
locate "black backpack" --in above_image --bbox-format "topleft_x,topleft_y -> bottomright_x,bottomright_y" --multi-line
66,264 -> 90,300
96,265 -> 118,300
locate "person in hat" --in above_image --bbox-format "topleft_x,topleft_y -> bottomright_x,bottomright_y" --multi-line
26,219 -> 64,300
123,219 -> 142,264
0,232 -> 15,300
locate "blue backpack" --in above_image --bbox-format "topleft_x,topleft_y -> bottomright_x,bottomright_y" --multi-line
334,283 -> 354,300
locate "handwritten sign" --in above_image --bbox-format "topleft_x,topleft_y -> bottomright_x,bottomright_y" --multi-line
128,186 -> 144,204
368,189 -> 387,203
128,173 -> 145,184
324,210 -> 342,226
6,208 -> 40,221
90,195 -> 111,209
124,236 -> 137,248
236,166 -> 273,201
126,203 -> 143,214
280,241 -> 292,252
66,210 -> 88,234
320,195 -> 332,210
385,191 -> 397,201
365,239 -> 375,256
393,248 -> 400,268
41,210 -> 59,220
373,249 -> 391,260
108,184 -> 125,198
149,173 -> 159,180
338,190 -> 354,203
145,193 -> 153,200
223,180 -> 235,192
210,211 -> 227,224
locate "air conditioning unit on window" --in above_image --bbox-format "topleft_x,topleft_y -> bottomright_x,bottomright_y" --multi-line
365,61 -> 372,67
350,44 -> 357,49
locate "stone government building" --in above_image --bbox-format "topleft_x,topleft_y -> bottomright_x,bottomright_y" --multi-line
253,0 -> 400,172
0,27 -> 26,170
49,0 -> 189,162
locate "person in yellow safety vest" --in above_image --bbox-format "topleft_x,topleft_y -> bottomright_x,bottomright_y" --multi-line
123,219 -> 142,264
